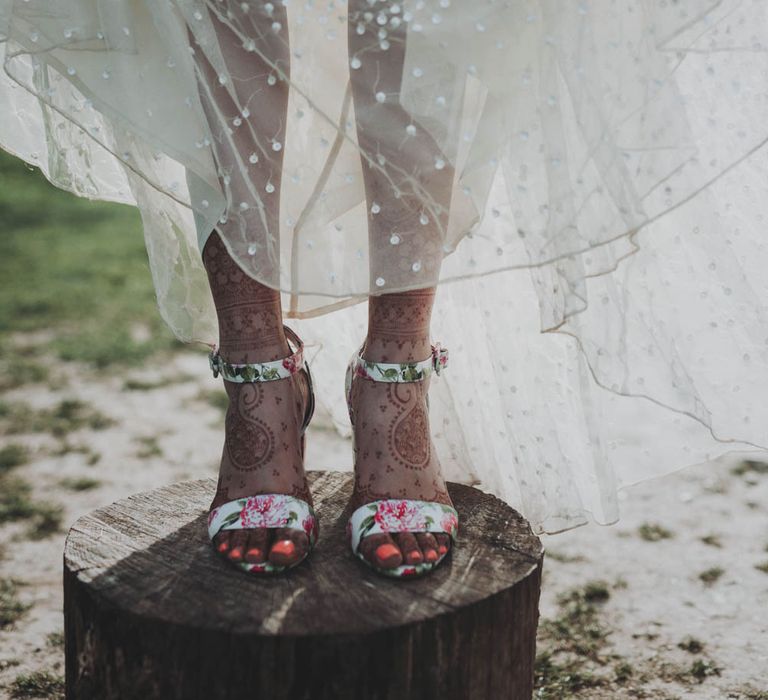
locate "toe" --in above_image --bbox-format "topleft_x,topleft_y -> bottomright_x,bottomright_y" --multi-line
416,533 -> 439,563
359,533 -> 403,569
268,528 -> 307,567
228,531 -> 249,562
244,528 -> 269,563
395,532 -> 423,565
434,533 -> 451,557
213,531 -> 231,556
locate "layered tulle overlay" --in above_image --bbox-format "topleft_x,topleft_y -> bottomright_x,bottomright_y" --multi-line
2,0 -> 768,532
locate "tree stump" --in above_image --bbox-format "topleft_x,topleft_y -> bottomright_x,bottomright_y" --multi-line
64,471 -> 544,700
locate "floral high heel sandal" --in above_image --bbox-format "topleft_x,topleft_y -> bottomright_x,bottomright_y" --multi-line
344,342 -> 459,578
206,325 -> 319,574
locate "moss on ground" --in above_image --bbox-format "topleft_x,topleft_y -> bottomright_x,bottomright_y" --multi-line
9,671 -> 65,699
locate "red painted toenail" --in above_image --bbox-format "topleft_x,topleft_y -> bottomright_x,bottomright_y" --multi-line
425,549 -> 438,562
375,543 -> 400,566
271,540 -> 296,557
217,541 -> 230,553
246,548 -> 262,559
229,547 -> 243,561
438,544 -> 448,555
407,550 -> 423,564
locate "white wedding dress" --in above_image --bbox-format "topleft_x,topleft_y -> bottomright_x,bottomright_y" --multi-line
2,0 -> 767,533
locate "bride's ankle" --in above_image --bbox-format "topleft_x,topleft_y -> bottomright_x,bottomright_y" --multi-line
360,335 -> 432,363
217,335 -> 291,364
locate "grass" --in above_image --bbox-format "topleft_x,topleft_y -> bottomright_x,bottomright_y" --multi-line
754,561 -> 768,574
678,636 -> 705,654
58,476 -> 101,492
0,399 -> 114,437
700,534 -> 722,548
9,671 -> 65,699
544,549 -> 586,564
538,580 -> 613,662
699,567 -> 724,586
0,150 -> 182,368
731,461 -> 768,477
0,475 -> 64,538
135,435 -> 163,459
51,441 -> 101,465
0,443 -> 29,472
534,580 -> 621,697
196,388 -> 229,413
0,355 -> 49,391
534,652 -> 604,698
45,631 -> 65,649
638,522 -> 674,542
123,376 -> 181,391
688,659 -> 722,683
0,578 -> 30,629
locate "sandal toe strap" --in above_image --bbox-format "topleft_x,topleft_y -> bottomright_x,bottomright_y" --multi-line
208,494 -> 319,548
347,499 -> 459,556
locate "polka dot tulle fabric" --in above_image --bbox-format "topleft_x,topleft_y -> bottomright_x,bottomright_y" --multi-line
2,1 -> 768,532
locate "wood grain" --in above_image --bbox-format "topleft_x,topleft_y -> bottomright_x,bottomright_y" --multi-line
64,471 -> 544,699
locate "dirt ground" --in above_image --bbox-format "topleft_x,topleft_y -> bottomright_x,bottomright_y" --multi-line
0,347 -> 766,699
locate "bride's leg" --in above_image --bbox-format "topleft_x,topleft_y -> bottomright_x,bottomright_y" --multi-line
348,3 -> 455,569
189,3 -> 310,567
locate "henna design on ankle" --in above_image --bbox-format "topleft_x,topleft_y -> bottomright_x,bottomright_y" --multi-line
365,288 -> 436,362
202,233 -> 288,362
388,383 -> 430,469
224,384 -> 275,472
349,373 -> 452,513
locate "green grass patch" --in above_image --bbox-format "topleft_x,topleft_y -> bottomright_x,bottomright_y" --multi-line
731,460 -> 768,477
9,671 -> 65,699
688,659 -> 721,683
135,435 -> 163,459
0,399 -> 114,437
46,631 -> 65,649
0,443 -> 29,472
58,476 -> 101,492
534,580 -> 624,697
544,549 -> 586,564
700,534 -> 722,548
51,441 -> 101,465
0,150 -> 182,368
613,661 -> 634,683
539,580 -> 612,661
196,388 -> 229,413
123,377 -> 179,391
534,651 -> 604,699
0,355 -> 50,391
0,578 -> 30,629
699,567 -> 724,586
0,474 -> 64,538
678,636 -> 705,654
638,522 -> 674,542
754,560 -> 768,574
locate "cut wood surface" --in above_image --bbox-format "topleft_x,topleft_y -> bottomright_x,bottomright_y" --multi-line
64,470 -> 544,700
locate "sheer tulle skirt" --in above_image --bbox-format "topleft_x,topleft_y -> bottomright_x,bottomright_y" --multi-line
2,0 -> 767,532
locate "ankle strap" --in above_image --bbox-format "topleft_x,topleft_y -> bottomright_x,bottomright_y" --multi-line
209,326 -> 305,383
352,342 -> 449,383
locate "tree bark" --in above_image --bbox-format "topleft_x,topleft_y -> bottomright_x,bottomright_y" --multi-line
64,471 -> 543,699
